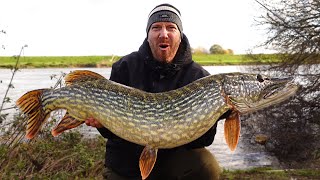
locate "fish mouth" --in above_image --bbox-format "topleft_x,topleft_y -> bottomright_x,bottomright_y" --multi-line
263,77 -> 293,99
232,80 -> 300,114
251,81 -> 299,113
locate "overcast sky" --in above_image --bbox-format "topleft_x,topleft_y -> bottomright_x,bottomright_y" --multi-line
0,0 -> 268,56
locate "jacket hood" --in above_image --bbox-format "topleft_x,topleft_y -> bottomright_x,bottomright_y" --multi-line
138,33 -> 193,79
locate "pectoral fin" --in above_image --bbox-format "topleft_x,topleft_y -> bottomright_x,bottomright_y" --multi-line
139,146 -> 158,180
51,113 -> 84,136
224,111 -> 241,151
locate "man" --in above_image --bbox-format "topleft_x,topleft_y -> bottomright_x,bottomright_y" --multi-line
86,3 -> 229,180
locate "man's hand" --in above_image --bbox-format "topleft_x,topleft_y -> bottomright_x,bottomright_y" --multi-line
85,117 -> 104,128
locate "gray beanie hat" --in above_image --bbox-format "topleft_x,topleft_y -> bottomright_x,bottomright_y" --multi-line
146,3 -> 183,38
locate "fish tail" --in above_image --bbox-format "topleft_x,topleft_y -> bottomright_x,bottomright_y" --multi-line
16,89 -> 50,139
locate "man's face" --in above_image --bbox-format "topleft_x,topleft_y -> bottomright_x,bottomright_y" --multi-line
147,22 -> 181,63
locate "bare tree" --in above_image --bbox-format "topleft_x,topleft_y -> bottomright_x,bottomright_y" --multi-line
243,0 -> 320,168
256,0 -> 320,64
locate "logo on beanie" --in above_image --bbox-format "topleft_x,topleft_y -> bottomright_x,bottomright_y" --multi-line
159,14 -> 170,18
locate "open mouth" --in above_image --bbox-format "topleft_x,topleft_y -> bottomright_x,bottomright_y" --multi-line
159,43 -> 169,50
256,82 -> 299,110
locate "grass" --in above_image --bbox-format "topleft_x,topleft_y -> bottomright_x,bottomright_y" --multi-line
220,167 -> 320,179
0,130 -> 106,179
1,130 -> 319,180
0,55 -> 121,68
193,53 -> 280,65
0,54 -> 280,68
1,133 -> 319,179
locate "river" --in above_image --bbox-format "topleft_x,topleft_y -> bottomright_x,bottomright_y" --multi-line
0,66 -> 280,170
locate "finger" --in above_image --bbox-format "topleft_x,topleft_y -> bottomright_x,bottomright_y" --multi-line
87,117 -> 94,122
85,119 -> 91,126
94,121 -> 103,128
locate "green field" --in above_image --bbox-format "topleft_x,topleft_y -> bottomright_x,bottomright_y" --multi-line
0,54 -> 280,68
193,54 -> 280,65
0,56 -> 121,68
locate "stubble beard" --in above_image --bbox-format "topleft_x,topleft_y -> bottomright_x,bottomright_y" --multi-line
151,41 -> 180,63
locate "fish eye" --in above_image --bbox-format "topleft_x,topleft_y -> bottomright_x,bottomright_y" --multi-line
257,74 -> 264,82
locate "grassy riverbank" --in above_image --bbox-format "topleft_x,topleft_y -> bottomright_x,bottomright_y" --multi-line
221,167 -> 320,179
0,54 -> 280,68
1,130 -> 319,179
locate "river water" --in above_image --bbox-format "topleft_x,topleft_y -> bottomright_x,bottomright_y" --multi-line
0,66 -> 280,170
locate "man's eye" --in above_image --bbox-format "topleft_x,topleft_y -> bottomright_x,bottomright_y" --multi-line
152,26 -> 160,30
167,27 -> 177,32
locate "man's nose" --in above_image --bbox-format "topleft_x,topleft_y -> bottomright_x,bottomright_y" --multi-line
159,28 -> 169,38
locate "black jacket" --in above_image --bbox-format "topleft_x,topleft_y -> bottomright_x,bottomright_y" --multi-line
98,34 -> 218,177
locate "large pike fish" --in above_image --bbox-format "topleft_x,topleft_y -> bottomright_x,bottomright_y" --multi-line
16,70 -> 299,179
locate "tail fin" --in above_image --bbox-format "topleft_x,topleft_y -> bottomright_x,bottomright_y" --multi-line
16,89 -> 50,139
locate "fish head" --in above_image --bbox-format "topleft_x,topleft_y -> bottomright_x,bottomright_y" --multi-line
220,73 -> 299,114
